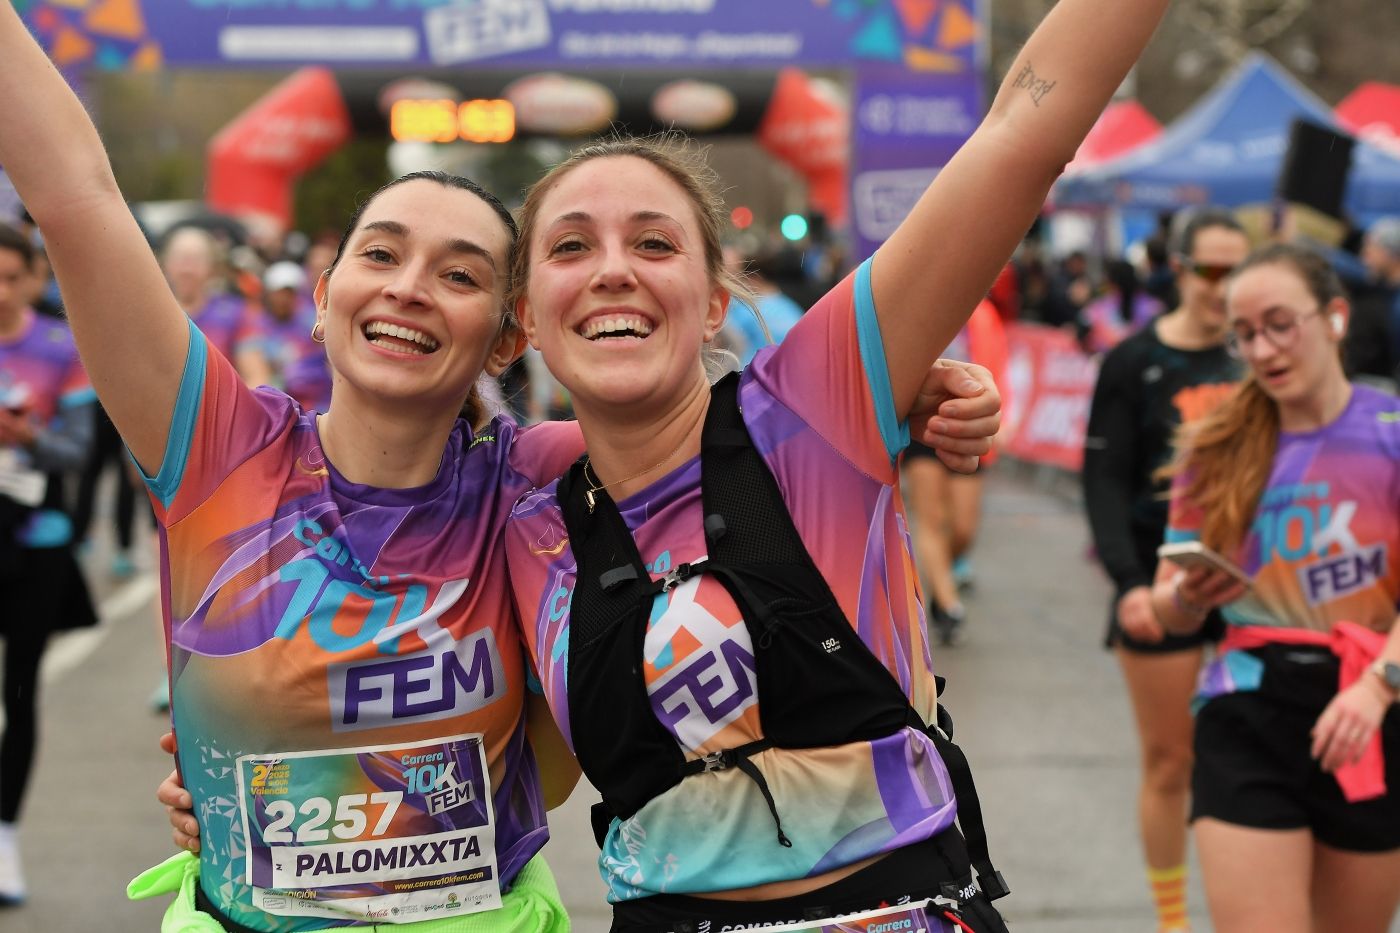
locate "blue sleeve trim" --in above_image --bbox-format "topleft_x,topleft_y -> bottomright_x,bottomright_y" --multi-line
141,320 -> 207,509
1164,527 -> 1200,544
854,256 -> 910,463
59,386 -> 98,408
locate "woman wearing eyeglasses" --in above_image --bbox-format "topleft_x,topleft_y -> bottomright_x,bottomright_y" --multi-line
1081,207 -> 1248,933
1152,243 -> 1400,933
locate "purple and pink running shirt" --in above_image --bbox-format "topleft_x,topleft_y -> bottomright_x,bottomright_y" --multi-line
1167,385 -> 1400,701
506,257 -> 958,903
143,322 -> 578,930
0,308 -> 93,546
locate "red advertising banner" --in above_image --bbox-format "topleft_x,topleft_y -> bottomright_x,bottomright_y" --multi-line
1000,323 -> 1098,472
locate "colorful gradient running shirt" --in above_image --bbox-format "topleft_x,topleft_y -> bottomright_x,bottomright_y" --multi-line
1168,385 -> 1400,700
145,323 -> 579,931
507,258 -> 956,902
0,308 -> 94,546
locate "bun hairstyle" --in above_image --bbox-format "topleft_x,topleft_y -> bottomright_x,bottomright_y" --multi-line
1163,243 -> 1347,553
328,171 -> 520,429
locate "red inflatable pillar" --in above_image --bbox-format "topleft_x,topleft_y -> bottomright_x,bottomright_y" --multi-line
206,67 -> 352,231
758,68 -> 850,228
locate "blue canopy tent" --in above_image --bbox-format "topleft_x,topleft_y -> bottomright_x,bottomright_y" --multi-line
1055,53 -> 1400,227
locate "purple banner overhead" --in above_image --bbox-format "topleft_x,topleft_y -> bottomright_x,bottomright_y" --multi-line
23,0 -> 984,73
850,65 -> 982,259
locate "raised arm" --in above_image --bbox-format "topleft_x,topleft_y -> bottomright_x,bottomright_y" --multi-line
873,0 -> 1170,417
0,4 -> 189,473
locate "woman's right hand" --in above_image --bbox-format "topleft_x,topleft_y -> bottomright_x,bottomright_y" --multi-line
157,731 -> 200,853
1150,562 -> 1247,636
1175,564 -> 1248,613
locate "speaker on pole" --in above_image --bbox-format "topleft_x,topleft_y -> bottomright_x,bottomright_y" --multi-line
1276,118 -> 1356,220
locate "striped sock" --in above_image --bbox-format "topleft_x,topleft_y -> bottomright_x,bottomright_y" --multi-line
1147,864 -> 1189,933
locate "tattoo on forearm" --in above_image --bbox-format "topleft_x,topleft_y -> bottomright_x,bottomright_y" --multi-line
1013,60 -> 1056,107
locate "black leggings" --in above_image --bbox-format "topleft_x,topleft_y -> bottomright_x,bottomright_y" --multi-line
0,625 -> 49,824
71,406 -> 140,550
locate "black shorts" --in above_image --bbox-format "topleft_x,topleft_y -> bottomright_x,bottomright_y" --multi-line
0,544 -> 98,638
902,439 -> 990,472
1191,647 -> 1400,852
608,827 -> 1010,933
1104,602 -> 1225,654
903,439 -> 952,465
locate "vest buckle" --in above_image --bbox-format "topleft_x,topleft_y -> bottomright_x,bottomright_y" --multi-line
660,559 -> 708,592
660,566 -> 686,592
698,750 -> 731,772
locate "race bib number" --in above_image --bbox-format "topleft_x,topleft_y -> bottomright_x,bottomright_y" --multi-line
0,448 -> 45,508
236,734 -> 502,923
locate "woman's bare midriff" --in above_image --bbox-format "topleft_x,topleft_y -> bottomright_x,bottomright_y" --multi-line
689,851 -> 888,902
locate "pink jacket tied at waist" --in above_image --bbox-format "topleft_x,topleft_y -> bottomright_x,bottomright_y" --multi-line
1220,622 -> 1388,803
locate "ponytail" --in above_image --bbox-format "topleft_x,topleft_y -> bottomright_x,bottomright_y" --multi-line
1162,377 -> 1278,553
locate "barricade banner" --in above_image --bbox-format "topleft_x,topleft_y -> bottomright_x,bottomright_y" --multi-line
1000,323 -> 1097,471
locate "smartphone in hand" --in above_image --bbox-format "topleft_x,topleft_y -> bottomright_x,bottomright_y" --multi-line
1157,541 -> 1252,588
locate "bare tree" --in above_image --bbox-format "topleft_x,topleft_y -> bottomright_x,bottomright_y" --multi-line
1177,0 -> 1310,62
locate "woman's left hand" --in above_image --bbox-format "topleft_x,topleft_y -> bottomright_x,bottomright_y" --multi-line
1311,678 -> 1392,773
0,409 -> 36,447
909,360 -> 1001,474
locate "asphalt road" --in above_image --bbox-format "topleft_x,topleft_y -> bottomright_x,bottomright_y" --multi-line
3,467 -> 1395,932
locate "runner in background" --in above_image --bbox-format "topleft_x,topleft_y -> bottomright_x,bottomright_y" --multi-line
1153,243 -> 1400,933
159,225 -> 258,369
1082,207 -> 1249,933
1078,258 -> 1166,354
235,261 -> 333,414
718,244 -> 805,366
0,221 -> 98,906
904,297 -> 1007,645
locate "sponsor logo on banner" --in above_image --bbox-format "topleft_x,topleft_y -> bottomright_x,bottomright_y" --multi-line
853,167 -> 941,243
425,0 -> 552,65
857,94 -> 976,138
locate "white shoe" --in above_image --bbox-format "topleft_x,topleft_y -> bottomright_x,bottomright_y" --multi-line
0,823 -> 26,906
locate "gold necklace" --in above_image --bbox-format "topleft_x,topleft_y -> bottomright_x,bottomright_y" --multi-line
583,432 -> 691,513
583,401 -> 708,513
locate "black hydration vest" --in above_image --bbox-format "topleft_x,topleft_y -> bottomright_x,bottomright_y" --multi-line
557,371 -> 1008,901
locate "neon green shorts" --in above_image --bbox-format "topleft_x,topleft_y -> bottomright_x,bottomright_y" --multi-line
128,851 -> 570,933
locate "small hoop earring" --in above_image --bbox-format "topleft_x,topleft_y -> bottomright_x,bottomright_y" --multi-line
310,321 -> 326,344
